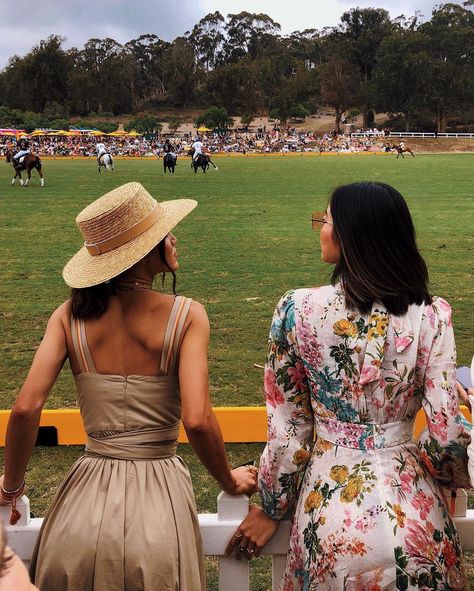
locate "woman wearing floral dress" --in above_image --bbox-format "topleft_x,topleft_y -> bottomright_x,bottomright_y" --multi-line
227,182 -> 472,590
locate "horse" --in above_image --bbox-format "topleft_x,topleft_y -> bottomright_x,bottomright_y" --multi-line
188,149 -> 218,174
393,144 -> 415,158
5,149 -> 45,187
98,153 -> 114,173
163,153 -> 177,174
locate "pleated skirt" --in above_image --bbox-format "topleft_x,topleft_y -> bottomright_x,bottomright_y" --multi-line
30,455 -> 205,591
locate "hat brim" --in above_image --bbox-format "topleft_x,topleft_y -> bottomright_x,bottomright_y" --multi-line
62,199 -> 197,288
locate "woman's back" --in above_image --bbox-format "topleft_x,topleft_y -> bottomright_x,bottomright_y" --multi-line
259,284 -> 471,590
31,293 -> 206,591
66,292 -> 187,378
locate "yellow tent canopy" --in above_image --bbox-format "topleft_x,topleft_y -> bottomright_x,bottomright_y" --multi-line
196,126 -> 212,132
107,130 -> 128,137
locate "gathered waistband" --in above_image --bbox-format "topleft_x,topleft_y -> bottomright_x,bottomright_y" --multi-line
315,416 -> 414,451
85,424 -> 179,460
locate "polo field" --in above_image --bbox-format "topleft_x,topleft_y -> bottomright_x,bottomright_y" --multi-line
1,153 -> 473,588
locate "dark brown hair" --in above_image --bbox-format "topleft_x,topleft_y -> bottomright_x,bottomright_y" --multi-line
329,181 -> 432,315
71,237 -> 177,319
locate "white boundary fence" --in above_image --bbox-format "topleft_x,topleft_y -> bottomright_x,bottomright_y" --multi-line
351,131 -> 474,139
1,491 -> 473,590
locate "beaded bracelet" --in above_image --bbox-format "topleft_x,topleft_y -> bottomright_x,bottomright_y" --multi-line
1,482 -> 25,525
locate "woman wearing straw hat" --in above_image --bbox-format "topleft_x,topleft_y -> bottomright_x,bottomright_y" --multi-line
0,182 -> 257,590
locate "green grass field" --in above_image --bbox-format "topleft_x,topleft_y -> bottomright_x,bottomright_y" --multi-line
1,154 -> 473,589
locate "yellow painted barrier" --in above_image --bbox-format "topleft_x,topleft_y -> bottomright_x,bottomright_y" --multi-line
0,406 -> 470,446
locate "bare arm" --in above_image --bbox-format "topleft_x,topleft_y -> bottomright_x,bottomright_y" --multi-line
2,306 -> 68,493
178,302 -> 256,495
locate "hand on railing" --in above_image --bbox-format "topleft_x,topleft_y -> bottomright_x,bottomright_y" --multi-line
225,505 -> 280,560
225,466 -> 259,496
456,382 -> 473,411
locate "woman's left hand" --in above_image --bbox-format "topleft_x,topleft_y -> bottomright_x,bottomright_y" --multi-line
456,381 -> 473,410
225,505 -> 280,560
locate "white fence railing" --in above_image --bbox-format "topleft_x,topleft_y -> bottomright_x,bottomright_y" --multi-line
1,491 -> 473,590
351,131 -> 474,139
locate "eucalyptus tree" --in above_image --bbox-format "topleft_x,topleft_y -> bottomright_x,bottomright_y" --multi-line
373,26 -> 426,131
0,35 -> 71,112
125,35 -> 170,107
164,37 -> 201,107
70,38 -> 132,114
186,11 -> 226,70
417,3 -> 474,131
335,8 -> 395,126
222,12 -> 281,63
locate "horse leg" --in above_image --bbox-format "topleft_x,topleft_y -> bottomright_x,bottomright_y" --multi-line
37,165 -> 45,187
410,150 -> 415,158
24,169 -> 31,187
19,171 -> 24,186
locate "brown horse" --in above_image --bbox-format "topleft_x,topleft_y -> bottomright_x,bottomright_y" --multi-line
392,144 -> 415,159
5,149 -> 45,186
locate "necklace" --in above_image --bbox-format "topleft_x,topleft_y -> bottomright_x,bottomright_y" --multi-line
115,281 -> 153,292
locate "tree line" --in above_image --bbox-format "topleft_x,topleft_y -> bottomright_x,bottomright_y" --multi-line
0,3 -> 473,132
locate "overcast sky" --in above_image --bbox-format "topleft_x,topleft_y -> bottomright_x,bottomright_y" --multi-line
0,0 -> 459,70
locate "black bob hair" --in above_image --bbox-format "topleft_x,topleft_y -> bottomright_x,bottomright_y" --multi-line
329,181 -> 432,315
70,237 -> 176,319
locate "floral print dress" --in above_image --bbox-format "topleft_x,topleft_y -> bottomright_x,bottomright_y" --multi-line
258,284 -> 471,591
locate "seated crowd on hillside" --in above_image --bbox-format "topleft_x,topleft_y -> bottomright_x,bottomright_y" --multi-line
0,127 -> 389,157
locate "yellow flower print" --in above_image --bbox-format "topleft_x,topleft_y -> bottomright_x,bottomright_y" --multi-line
304,490 -> 324,513
318,516 -> 326,525
315,437 -> 333,452
393,504 -> 406,528
293,449 -> 311,466
333,319 -> 358,338
329,465 -> 349,484
367,314 -> 388,341
340,475 -> 364,503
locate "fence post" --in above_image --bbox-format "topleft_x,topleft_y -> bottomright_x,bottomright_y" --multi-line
0,495 -> 43,569
217,492 -> 251,591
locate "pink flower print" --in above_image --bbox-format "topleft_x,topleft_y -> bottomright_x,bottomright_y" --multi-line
343,508 -> 352,528
359,364 -> 380,385
425,305 -> 436,329
405,519 -> 440,563
416,346 -> 431,369
435,298 -> 452,325
348,379 -> 364,402
428,409 -> 448,442
395,335 -> 413,353
264,369 -> 285,408
412,490 -> 434,520
399,471 -> 413,494
425,375 -> 435,390
287,361 -> 307,392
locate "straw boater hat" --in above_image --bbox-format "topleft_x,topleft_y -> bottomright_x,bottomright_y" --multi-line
62,182 -> 197,288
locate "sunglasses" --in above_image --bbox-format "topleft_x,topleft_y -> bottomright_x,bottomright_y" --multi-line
310,211 -> 333,230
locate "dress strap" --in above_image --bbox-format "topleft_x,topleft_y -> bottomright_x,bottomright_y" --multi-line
70,315 -> 97,374
160,297 -> 192,375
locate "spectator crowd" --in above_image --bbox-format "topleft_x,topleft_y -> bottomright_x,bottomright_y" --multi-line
0,126 -> 389,158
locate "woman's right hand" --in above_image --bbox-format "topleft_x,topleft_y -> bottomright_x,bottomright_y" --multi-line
224,466 -> 259,496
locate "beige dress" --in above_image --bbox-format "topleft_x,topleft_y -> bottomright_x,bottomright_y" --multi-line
30,296 -> 205,591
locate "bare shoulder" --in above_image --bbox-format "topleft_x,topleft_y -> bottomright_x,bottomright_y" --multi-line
186,299 -> 209,325
48,300 -> 71,327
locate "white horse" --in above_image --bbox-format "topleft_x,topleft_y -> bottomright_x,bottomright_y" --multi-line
98,153 -> 114,173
